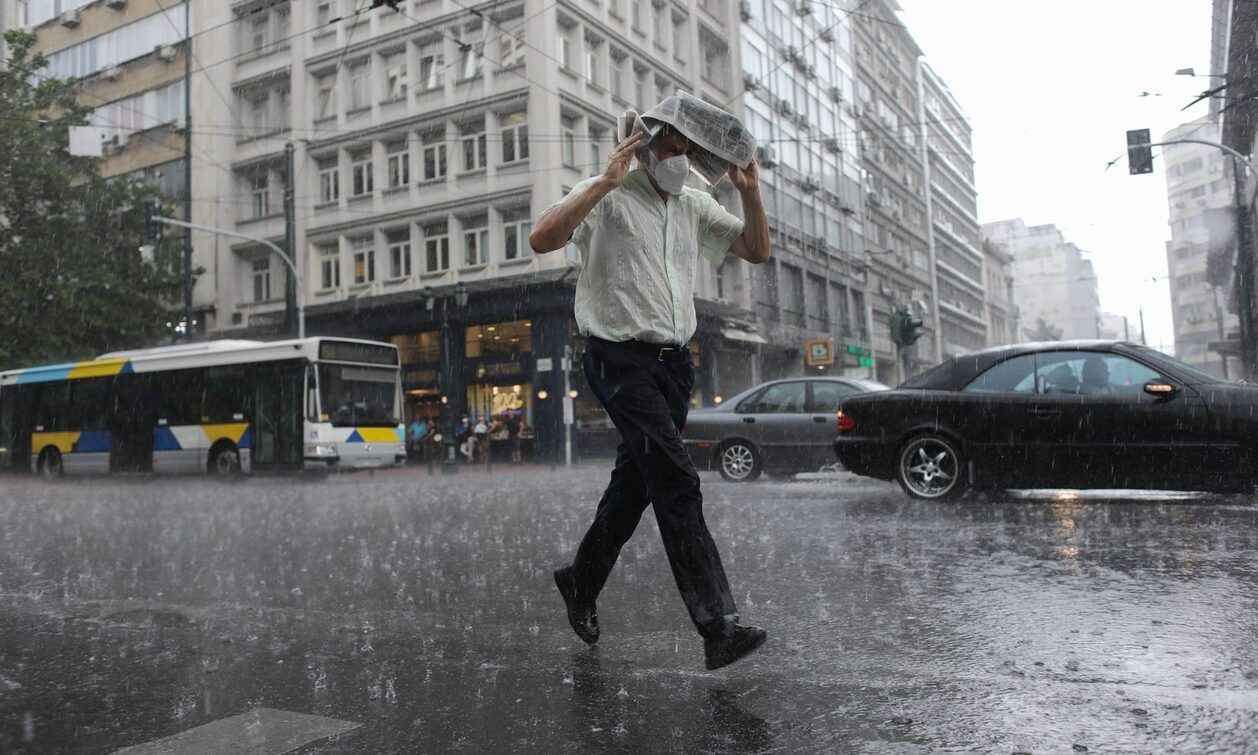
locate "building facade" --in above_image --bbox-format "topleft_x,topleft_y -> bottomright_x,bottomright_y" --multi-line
917,60 -> 985,359
982,218 -> 1101,341
17,0 -> 193,281
980,238 -> 1018,346
735,0 -> 872,383
1162,117 -> 1238,377
187,0 -> 753,461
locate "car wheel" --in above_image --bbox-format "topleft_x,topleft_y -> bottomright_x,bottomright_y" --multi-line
718,440 -> 762,482
38,448 -> 64,480
208,443 -> 241,476
898,435 -> 967,500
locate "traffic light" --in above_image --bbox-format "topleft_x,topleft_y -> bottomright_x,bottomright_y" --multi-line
889,307 -> 924,348
1126,129 -> 1153,175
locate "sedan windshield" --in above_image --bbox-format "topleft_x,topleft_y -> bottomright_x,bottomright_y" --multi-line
318,364 -> 401,427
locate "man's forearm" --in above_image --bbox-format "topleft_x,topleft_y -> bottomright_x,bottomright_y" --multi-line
529,179 -> 615,253
739,189 -> 772,264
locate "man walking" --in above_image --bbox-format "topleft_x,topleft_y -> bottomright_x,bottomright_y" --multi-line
529,114 -> 772,670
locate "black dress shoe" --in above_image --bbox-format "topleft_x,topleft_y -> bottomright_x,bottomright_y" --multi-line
553,566 -> 599,644
703,624 -> 767,670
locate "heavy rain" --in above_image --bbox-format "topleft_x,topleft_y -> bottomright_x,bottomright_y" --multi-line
1,0 -> 1258,752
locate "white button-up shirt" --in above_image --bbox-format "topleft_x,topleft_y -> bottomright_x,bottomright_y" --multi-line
556,169 -> 744,346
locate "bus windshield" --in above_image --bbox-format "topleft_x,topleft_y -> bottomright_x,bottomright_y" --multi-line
318,363 -> 400,427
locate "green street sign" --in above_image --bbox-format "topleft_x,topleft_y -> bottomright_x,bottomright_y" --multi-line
858,356 -> 874,367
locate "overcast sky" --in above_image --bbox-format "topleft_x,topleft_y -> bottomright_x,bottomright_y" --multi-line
895,0 -> 1215,352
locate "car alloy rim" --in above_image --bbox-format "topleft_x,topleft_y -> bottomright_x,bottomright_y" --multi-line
901,439 -> 957,497
722,444 -> 754,479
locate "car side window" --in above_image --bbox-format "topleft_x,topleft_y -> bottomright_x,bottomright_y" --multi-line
962,354 -> 1037,394
809,381 -> 859,412
747,382 -> 808,414
1036,351 -> 1161,396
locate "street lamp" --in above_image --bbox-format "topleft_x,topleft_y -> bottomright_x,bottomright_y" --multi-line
428,282 -> 469,473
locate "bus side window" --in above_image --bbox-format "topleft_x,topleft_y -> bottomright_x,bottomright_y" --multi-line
34,383 -> 72,431
72,379 -> 110,430
306,364 -> 319,421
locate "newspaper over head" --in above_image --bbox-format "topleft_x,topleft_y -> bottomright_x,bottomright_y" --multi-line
632,91 -> 757,188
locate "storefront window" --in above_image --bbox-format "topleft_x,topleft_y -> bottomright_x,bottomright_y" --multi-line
465,319 -> 532,357
392,331 -> 441,364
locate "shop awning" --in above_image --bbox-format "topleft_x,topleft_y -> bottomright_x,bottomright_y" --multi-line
721,328 -> 768,345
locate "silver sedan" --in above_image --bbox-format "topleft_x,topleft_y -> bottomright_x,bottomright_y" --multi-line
683,377 -> 890,481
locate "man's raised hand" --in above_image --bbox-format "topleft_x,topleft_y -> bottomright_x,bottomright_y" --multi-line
601,132 -> 643,188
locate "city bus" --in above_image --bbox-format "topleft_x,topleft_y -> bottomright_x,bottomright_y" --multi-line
0,337 -> 406,478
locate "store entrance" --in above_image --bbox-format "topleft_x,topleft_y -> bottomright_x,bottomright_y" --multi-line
466,381 -> 533,463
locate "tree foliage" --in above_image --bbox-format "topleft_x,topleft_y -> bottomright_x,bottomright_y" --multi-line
0,31 -> 185,370
1028,318 -> 1064,342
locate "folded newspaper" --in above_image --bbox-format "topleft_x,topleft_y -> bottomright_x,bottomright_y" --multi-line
636,91 -> 757,187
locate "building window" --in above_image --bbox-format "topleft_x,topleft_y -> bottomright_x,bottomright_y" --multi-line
463,222 -> 489,267
462,126 -> 487,171
351,236 -> 375,284
631,0 -> 644,31
585,46 -> 599,85
419,53 -> 444,91
315,1 -> 332,26
465,320 -> 533,357
558,35 -> 572,71
349,62 -> 370,110
671,15 -> 685,60
318,158 -> 339,203
249,173 -> 269,218
351,151 -> 373,196
252,258 -> 271,301
461,34 -> 482,80
503,210 -> 532,261
499,28 -> 525,68
314,72 -> 337,120
561,116 -> 576,166
384,52 -> 407,99
246,15 -> 269,53
319,243 -> 340,289
701,36 -> 727,85
501,112 -> 529,164
386,141 -> 409,187
247,94 -> 270,134
387,230 -> 411,278
609,54 -> 624,99
652,4 -> 666,48
588,129 -> 605,171
422,138 -> 447,180
424,222 -> 450,272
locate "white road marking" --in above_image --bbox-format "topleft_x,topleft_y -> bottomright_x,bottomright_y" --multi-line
113,708 -> 361,755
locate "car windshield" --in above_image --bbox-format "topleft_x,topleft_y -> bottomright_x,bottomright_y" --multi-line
318,364 -> 401,427
1124,345 -> 1227,385
849,379 -> 892,392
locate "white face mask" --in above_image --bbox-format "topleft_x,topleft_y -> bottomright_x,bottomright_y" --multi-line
644,149 -> 690,194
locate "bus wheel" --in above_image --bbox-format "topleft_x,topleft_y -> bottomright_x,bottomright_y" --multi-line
38,448 -> 64,480
208,443 -> 241,476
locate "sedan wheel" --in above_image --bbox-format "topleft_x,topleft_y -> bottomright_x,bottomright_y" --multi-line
898,435 -> 966,500
719,441 -> 762,482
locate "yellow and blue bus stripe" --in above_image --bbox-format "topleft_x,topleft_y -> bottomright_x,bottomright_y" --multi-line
13,358 -> 133,384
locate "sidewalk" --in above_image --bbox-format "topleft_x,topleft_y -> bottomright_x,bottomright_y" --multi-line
371,458 -> 603,478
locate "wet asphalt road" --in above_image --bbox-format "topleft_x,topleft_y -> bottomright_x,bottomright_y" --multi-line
1,467 -> 1257,753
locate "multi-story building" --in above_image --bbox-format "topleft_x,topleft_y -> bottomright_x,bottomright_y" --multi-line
916,61 -> 985,359
850,0 -> 936,382
735,0 -> 872,381
1098,311 -> 1141,343
982,219 -> 1101,341
981,238 -> 1018,346
1163,117 -> 1237,377
189,0 -> 752,461
16,0 -> 193,313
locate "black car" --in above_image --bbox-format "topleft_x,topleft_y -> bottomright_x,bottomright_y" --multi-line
833,340 -> 1257,500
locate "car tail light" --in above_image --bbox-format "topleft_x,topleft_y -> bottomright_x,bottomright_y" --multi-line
836,411 -> 856,432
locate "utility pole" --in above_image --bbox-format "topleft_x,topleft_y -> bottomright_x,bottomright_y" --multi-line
181,0 -> 193,340
283,142 -> 297,338
1138,307 -> 1148,346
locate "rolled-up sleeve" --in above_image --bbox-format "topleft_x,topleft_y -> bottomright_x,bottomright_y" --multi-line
548,176 -> 606,255
697,192 -> 745,266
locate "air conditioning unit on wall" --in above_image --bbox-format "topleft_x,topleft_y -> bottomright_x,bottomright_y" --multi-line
157,44 -> 178,62
60,9 -> 80,27
106,0 -> 127,9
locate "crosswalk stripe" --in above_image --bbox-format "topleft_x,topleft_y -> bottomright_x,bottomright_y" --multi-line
113,708 -> 361,755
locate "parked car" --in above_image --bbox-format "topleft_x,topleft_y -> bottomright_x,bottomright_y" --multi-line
685,377 -> 890,481
833,340 -> 1258,500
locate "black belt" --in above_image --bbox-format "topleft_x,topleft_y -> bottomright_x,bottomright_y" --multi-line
590,336 -> 689,363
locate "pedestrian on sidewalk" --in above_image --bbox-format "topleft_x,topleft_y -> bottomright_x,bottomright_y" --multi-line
529,106 -> 773,670
456,416 -> 473,463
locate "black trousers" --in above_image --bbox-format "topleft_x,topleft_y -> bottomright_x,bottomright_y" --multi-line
568,337 -> 737,638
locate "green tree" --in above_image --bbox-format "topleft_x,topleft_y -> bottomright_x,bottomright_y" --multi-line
1028,317 -> 1064,342
0,30 -> 185,370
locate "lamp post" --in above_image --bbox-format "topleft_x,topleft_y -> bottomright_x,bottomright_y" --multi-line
428,283 -> 468,473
